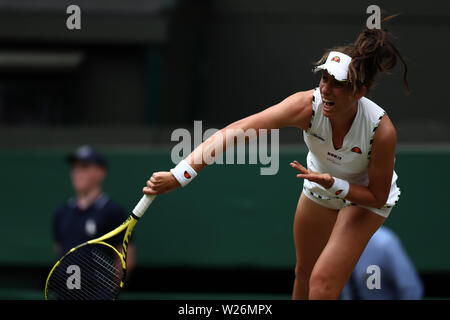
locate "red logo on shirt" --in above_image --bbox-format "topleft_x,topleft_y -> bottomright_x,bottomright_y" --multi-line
184,171 -> 191,179
335,190 -> 343,195
351,146 -> 362,154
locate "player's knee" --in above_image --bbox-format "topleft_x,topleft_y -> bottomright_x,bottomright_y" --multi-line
308,271 -> 340,300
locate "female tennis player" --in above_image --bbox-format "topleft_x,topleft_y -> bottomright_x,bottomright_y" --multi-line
142,20 -> 409,299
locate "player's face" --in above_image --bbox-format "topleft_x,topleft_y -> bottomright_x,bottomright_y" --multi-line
71,161 -> 106,194
319,70 -> 358,118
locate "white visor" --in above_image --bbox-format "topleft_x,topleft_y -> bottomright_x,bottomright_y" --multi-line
314,51 -> 352,81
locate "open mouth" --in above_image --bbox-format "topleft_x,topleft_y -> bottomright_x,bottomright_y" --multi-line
322,97 -> 335,107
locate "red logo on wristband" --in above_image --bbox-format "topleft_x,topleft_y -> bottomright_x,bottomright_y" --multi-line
184,171 -> 191,179
335,190 -> 343,195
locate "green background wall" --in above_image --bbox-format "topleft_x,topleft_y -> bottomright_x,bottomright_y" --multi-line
1,147 -> 449,272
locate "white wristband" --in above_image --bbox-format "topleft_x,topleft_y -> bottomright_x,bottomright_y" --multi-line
170,160 -> 197,187
327,177 -> 350,198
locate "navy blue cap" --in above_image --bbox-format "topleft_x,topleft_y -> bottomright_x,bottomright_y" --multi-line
66,145 -> 108,168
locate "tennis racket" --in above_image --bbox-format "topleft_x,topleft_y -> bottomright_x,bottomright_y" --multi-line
44,194 -> 156,300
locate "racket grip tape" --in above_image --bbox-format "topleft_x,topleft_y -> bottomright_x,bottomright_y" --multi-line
132,194 -> 156,218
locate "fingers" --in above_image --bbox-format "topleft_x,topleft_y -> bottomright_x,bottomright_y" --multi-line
290,161 -> 333,189
149,176 -> 158,184
147,177 -> 159,189
143,186 -> 158,195
290,160 -> 310,174
143,172 -> 162,195
296,173 -> 333,189
142,171 -> 180,195
296,173 -> 320,180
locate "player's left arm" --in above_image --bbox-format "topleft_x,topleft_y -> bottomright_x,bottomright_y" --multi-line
291,115 -> 396,209
344,115 -> 396,208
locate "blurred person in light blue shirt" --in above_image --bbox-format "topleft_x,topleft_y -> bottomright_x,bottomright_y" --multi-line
340,226 -> 423,300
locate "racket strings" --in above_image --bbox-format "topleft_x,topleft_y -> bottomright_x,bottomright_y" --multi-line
51,247 -> 121,300
50,251 -> 118,299
46,244 -> 124,300
48,253 -> 117,300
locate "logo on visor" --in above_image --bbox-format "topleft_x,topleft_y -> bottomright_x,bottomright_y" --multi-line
331,56 -> 341,63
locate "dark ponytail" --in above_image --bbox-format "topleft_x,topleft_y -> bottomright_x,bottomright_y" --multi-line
315,14 -> 409,95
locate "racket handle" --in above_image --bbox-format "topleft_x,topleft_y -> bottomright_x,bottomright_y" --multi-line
132,194 -> 156,218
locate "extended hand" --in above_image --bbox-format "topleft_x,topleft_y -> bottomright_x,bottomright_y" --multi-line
143,171 -> 181,195
290,160 -> 334,189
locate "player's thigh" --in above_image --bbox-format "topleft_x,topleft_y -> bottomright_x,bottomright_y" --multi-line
311,205 -> 386,290
293,192 -> 338,277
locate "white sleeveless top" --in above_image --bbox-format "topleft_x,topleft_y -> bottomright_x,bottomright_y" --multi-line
303,88 -> 400,208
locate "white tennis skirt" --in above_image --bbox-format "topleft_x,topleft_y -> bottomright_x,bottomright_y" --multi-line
302,179 -> 401,218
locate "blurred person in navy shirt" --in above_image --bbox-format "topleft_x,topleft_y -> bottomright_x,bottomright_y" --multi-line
53,145 -> 136,274
340,226 -> 423,300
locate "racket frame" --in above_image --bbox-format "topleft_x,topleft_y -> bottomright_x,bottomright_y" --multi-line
44,215 -> 138,299
44,194 -> 155,300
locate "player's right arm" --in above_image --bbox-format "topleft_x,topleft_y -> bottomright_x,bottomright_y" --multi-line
143,89 -> 314,195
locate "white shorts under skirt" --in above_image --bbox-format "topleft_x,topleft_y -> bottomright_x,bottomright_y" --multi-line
302,184 -> 399,219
